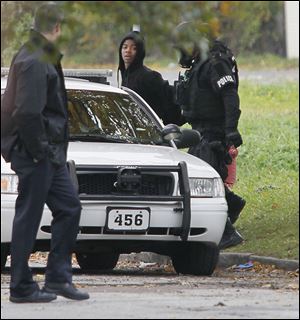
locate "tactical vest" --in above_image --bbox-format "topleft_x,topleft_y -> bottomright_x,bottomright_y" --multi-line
176,59 -> 225,122
175,41 -> 238,124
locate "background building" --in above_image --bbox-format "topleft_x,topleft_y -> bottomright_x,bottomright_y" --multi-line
285,1 -> 299,58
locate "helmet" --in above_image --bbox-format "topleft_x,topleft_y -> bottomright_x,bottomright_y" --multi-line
172,21 -> 212,68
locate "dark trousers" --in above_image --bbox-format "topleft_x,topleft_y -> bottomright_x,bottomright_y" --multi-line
188,131 -> 229,181
9,149 -> 81,298
188,129 -> 241,221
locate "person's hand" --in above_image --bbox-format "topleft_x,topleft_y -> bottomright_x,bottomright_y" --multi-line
225,130 -> 243,148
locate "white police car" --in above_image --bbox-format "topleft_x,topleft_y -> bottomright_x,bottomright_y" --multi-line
1,69 -> 227,275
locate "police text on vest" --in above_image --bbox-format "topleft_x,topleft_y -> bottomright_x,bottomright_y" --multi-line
217,75 -> 234,88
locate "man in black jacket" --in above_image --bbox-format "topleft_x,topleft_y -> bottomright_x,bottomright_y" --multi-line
118,29 -> 185,126
1,3 -> 89,303
175,29 -> 246,250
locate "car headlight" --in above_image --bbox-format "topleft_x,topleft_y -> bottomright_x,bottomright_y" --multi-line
1,174 -> 19,194
189,178 -> 225,198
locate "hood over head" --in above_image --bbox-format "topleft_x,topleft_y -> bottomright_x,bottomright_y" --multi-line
118,31 -> 146,74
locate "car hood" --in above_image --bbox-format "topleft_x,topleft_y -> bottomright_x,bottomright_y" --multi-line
67,142 -> 219,178
1,142 -> 220,178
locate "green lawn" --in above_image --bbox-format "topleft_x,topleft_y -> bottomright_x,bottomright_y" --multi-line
237,53 -> 299,70
225,81 -> 299,259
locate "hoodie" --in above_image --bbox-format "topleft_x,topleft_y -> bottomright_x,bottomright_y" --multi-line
118,31 -> 185,126
118,31 -> 145,77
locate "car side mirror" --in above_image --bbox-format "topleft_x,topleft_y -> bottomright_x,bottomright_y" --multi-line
162,124 -> 182,141
174,128 -> 201,149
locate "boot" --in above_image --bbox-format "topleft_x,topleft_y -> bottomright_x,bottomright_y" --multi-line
226,190 -> 246,225
219,218 -> 244,250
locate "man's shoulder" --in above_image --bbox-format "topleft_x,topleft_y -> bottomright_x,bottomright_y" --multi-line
14,43 -> 44,66
208,49 -> 235,73
206,54 -> 233,75
141,65 -> 158,76
190,59 -> 210,80
12,51 -> 47,78
142,66 -> 166,84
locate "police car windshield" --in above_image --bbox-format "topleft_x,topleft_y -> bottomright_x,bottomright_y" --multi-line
68,90 -> 163,145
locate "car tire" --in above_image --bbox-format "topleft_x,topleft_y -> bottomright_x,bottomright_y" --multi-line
75,252 -> 120,271
1,244 -> 9,271
171,242 -> 219,276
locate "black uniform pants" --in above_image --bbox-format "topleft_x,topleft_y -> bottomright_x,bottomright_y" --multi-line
9,148 -> 81,298
188,129 -> 229,181
188,127 -> 241,222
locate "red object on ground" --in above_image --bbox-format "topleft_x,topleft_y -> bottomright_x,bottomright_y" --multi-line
225,146 -> 238,188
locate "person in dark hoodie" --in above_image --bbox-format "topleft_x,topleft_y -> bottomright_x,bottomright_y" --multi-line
118,29 -> 185,126
1,3 -> 89,303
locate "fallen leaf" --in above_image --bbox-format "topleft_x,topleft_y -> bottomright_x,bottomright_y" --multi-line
286,283 -> 299,290
215,302 -> 226,307
164,264 -> 175,273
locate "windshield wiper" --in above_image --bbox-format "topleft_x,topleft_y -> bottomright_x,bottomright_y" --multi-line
69,134 -> 131,143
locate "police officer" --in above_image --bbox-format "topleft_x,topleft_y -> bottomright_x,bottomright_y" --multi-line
174,24 -> 246,249
1,3 -> 89,302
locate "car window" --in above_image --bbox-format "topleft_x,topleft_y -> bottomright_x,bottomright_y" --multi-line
68,90 -> 164,145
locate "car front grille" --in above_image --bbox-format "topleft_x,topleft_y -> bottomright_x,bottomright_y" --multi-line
77,173 -> 174,196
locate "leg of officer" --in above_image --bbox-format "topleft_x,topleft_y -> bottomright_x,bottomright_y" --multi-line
189,130 -> 244,249
43,164 -> 89,300
9,152 -> 54,299
45,164 -> 81,284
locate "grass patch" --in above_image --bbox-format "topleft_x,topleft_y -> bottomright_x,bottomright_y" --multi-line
180,82 -> 299,259
225,82 -> 299,259
237,53 -> 299,70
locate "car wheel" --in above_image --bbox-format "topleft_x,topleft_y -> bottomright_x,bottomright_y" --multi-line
171,242 -> 219,276
1,244 -> 9,271
75,252 -> 120,271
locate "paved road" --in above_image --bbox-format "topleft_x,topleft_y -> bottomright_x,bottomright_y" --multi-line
1,259 -> 299,319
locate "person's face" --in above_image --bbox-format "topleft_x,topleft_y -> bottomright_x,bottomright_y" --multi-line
53,23 -> 62,42
46,23 -> 61,43
121,39 -> 137,68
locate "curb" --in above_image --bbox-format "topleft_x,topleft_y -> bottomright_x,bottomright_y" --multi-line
119,252 -> 299,271
217,252 -> 299,271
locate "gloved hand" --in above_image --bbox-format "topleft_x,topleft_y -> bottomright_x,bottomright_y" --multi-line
225,130 -> 243,148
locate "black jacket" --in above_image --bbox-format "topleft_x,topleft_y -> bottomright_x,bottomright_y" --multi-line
118,31 -> 185,126
1,30 -> 68,166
